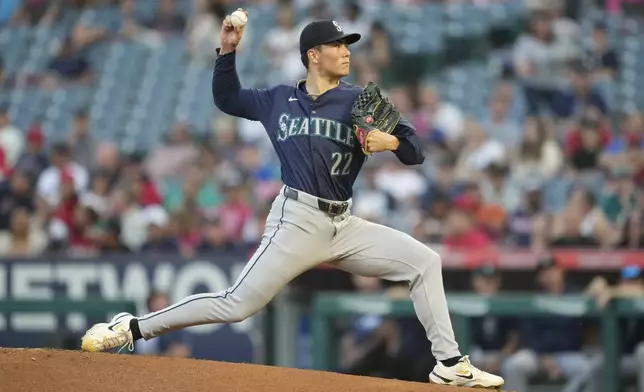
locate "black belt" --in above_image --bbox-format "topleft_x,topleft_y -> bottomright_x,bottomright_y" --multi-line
284,187 -> 349,216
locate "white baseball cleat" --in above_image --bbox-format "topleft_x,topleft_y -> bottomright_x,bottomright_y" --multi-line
429,355 -> 504,389
81,312 -> 135,353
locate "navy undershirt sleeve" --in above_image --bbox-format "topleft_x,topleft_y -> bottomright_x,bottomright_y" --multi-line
212,49 -> 273,122
391,117 -> 425,165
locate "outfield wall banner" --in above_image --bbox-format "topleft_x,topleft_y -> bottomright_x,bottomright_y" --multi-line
0,251 -> 264,363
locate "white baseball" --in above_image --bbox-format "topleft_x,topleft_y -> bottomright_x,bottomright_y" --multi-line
230,10 -> 247,28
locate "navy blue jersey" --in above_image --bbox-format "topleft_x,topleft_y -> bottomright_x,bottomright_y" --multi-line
212,50 -> 425,201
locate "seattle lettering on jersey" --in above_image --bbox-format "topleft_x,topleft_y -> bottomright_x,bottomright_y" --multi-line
277,113 -> 355,148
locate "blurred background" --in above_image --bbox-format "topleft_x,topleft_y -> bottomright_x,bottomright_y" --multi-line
0,0 -> 644,391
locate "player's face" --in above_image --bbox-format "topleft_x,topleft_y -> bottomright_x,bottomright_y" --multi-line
318,41 -> 351,77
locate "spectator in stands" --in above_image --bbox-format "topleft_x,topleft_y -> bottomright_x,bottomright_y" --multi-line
603,111 -> 644,168
0,170 -> 30,222
141,206 -> 178,253
118,189 -> 149,252
510,185 -> 549,249
617,191 -> 644,249
372,162 -> 427,232
583,20 -> 619,112
187,0 -> 223,65
352,165 -> 395,224
205,175 -> 254,246
583,21 -> 620,83
36,142 -> 89,208
352,21 -> 391,84
565,109 -> 612,172
387,87 -> 414,120
0,206 -> 47,256
586,265 -> 644,391
414,194 -> 450,244
93,142 -> 121,187
469,264 -> 519,375
145,122 -> 199,182
337,1 -> 371,52
115,161 -> 163,211
510,117 -> 564,185
413,84 -> 464,145
338,276 -> 400,378
0,103 -> 24,169
264,3 -> 303,83
197,215 -> 231,252
599,166 -> 639,227
49,171 -> 79,231
240,202 -> 271,246
116,0 -> 161,48
422,157 -> 465,208
0,171 -> 39,231
45,37 -> 92,87
294,0 -> 331,33
453,119 -> 506,182
479,161 -> 522,215
480,93 -> 522,150
94,218 -> 129,254
80,170 -> 113,219
513,10 -> 576,117
68,108 -> 97,170
442,206 -> 491,248
236,142 -> 281,202
550,187 -> 621,248
72,9 -> 108,52
164,163 -> 220,213
503,256 -> 596,392
171,207 -> 202,257
546,0 -> 581,48
144,0 -> 186,35
135,291 -> 192,358
14,125 -> 48,179
559,61 -> 608,119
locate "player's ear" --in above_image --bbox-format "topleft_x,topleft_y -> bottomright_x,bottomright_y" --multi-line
308,46 -> 320,65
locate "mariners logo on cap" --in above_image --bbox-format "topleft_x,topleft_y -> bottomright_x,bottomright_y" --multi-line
333,21 -> 342,32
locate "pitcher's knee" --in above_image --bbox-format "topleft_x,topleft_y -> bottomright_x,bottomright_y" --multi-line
225,296 -> 267,323
414,246 -> 442,272
227,307 -> 254,323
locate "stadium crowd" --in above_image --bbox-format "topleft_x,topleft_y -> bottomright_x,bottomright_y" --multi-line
0,0 -> 641,258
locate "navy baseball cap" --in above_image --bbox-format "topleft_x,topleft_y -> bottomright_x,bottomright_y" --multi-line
299,19 -> 361,55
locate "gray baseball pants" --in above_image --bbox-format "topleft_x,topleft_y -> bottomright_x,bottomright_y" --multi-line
137,186 -> 461,361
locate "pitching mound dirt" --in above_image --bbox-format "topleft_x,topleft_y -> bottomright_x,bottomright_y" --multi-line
0,348 -> 502,392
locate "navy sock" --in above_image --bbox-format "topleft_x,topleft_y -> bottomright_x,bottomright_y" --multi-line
130,318 -> 142,341
440,356 -> 462,367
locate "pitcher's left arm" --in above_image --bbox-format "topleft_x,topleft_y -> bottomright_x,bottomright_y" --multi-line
391,116 -> 425,165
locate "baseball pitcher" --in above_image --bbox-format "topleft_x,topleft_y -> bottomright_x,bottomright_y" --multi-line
82,9 -> 504,388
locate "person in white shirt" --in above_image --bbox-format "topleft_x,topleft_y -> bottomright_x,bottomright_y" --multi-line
264,4 -> 303,83
454,119 -> 506,182
36,142 -> 89,207
0,104 -> 25,168
186,0 -> 222,65
415,84 -> 465,143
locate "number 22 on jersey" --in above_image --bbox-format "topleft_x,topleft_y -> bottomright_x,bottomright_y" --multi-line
331,152 -> 352,176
